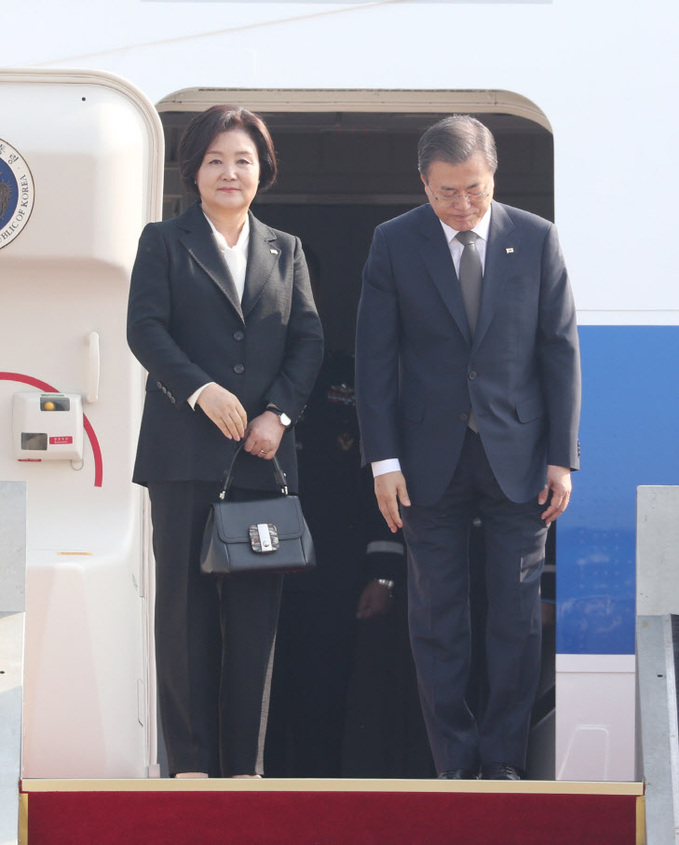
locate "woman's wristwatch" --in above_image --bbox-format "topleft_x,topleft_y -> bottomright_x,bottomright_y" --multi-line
266,404 -> 292,428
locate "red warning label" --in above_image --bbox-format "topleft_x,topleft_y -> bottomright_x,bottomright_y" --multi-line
49,436 -> 73,445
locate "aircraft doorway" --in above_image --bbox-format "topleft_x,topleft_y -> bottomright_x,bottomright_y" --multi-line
159,101 -> 554,355
157,93 -> 556,778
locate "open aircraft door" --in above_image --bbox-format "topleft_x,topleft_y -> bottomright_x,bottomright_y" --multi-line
0,69 -> 163,777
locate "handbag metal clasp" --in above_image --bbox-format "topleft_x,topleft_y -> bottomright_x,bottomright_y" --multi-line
249,523 -> 279,553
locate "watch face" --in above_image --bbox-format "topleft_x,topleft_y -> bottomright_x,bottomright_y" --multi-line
280,412 -> 292,428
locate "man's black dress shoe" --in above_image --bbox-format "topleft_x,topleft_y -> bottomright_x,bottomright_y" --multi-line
480,763 -> 521,780
437,769 -> 479,780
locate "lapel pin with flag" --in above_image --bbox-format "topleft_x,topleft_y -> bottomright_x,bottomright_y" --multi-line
506,247 -> 514,254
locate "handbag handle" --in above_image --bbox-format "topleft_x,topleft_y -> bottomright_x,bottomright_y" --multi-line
219,442 -> 288,500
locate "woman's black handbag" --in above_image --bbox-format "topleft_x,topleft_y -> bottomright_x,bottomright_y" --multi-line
200,444 -> 315,576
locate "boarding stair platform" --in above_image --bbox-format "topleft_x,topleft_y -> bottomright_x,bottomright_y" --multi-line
6,486 -> 679,845
19,776 -> 644,845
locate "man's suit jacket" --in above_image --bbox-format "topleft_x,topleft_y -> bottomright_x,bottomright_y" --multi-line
355,200 -> 580,507
127,202 -> 323,493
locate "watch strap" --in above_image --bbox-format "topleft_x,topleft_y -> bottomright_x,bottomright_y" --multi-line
266,404 -> 292,427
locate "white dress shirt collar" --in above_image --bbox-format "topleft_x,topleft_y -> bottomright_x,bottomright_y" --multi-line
203,211 -> 250,251
202,211 -> 250,302
438,205 -> 492,274
438,204 -> 492,245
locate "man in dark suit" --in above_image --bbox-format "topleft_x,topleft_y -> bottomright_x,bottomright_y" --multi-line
355,115 -> 580,780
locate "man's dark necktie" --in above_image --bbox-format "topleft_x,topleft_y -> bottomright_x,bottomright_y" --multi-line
456,230 -> 483,336
456,230 -> 483,431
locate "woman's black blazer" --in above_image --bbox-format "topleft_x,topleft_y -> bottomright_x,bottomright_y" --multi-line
127,202 -> 324,493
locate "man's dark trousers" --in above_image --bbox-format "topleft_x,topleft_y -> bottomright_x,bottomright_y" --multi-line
402,429 -> 548,774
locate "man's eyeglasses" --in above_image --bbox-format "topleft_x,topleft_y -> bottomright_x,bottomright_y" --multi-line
430,188 -> 490,206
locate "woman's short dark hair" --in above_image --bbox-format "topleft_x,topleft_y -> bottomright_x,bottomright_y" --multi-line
418,115 -> 498,177
178,104 -> 278,195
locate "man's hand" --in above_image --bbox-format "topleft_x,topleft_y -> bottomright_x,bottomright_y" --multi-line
243,411 -> 285,459
196,383 -> 247,440
356,580 -> 392,620
538,465 -> 572,525
375,471 -> 411,533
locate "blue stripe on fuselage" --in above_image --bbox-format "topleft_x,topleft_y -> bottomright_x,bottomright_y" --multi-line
557,325 -> 679,654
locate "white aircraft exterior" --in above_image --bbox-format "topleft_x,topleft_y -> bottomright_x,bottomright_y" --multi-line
1,0 -> 677,783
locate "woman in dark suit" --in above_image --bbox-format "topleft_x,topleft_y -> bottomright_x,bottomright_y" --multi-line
127,105 -> 323,778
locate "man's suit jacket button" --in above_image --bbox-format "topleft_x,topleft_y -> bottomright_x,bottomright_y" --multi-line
459,412 -> 469,423
469,370 -> 478,380
233,330 -> 245,342
233,363 -> 245,375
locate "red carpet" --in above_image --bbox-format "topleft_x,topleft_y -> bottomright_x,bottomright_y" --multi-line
22,779 -> 643,844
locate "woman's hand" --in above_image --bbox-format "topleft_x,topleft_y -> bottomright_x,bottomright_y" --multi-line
243,411 -> 285,459
196,383 -> 247,440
